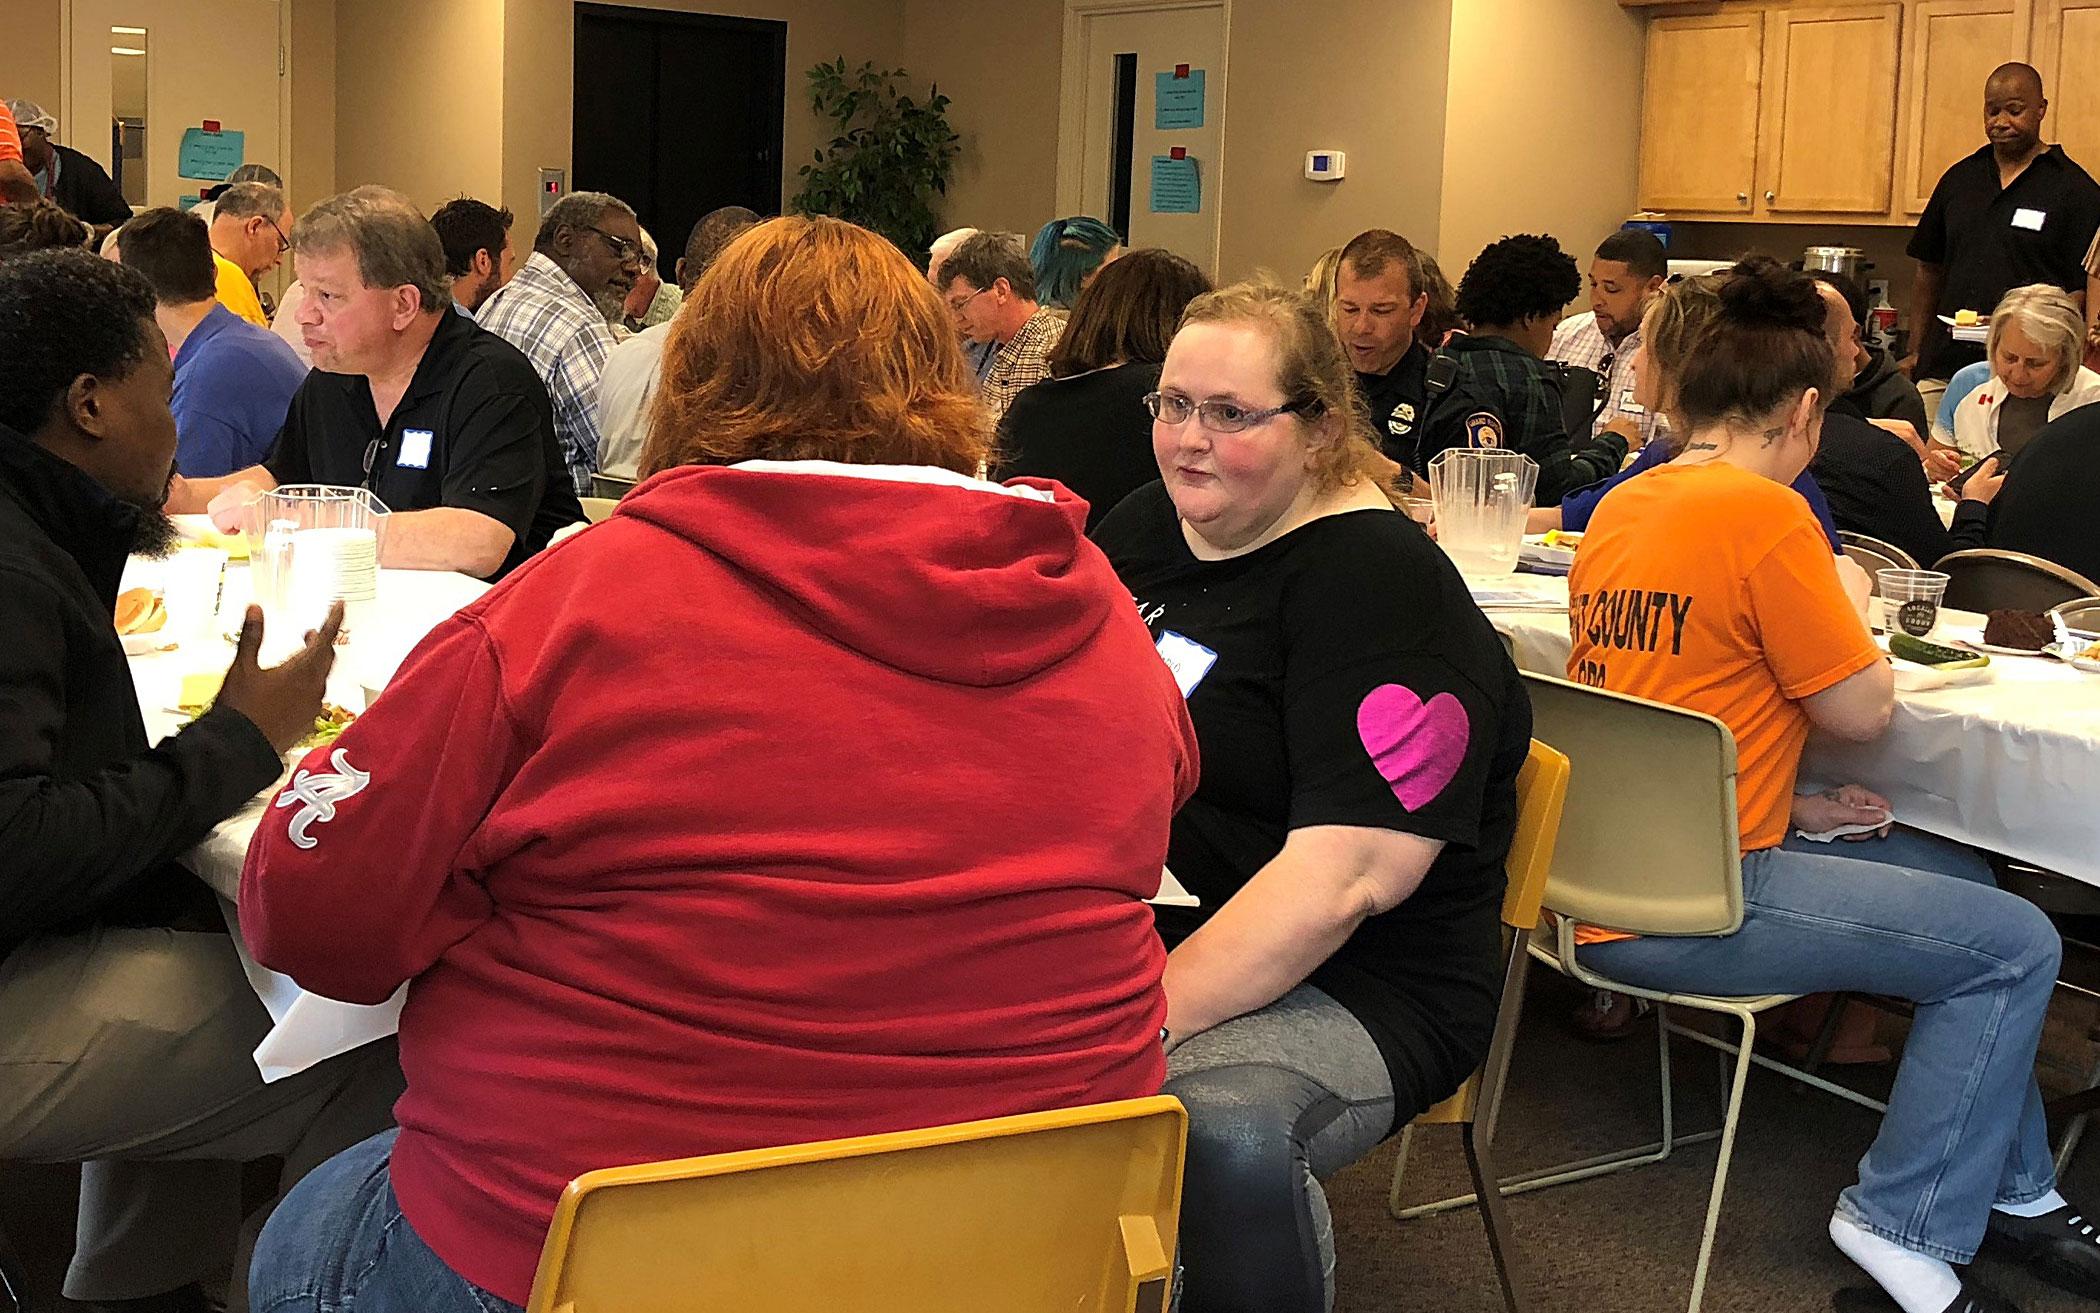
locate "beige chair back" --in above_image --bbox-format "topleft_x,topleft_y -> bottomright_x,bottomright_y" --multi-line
1837,532 -> 1918,586
590,471 -> 639,500
2051,597 -> 2100,636
1523,672 -> 1743,937
579,497 -> 619,525
1937,549 -> 2100,613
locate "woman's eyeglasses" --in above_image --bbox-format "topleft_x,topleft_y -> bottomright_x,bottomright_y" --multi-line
1143,391 -> 1321,434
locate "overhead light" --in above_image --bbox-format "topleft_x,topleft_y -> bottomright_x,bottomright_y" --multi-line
111,25 -> 146,34
111,46 -> 146,55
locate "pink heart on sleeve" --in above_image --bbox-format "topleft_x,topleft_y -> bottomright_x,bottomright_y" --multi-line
1356,685 -> 1472,812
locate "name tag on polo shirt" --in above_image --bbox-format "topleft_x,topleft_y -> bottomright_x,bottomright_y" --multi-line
2012,208 -> 2048,231
397,429 -> 434,470
1155,631 -> 1218,699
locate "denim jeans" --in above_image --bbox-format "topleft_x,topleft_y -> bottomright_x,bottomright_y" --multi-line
250,1128 -> 523,1313
1580,826 -> 2062,1264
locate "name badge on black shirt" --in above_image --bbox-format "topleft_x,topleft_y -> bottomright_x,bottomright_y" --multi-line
398,429 -> 434,470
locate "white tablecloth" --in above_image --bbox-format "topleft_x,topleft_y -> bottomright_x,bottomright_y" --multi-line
124,547 -> 488,1079
1479,573 -> 2100,885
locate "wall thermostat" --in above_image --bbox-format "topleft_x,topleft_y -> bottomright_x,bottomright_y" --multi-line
1304,150 -> 1346,182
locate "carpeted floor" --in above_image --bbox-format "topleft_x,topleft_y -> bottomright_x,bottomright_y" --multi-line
6,971 -> 2097,1311
1335,971 -> 2100,1313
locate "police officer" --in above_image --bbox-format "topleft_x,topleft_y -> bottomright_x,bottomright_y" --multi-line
1333,229 -> 1433,465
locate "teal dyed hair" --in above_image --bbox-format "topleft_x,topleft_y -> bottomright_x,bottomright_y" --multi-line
1028,216 -> 1121,309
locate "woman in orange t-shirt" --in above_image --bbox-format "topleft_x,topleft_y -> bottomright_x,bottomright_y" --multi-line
1570,262 -> 2082,1313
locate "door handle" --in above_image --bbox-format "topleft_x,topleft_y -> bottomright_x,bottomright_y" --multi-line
1737,191 -> 1749,204
1765,190 -> 1776,203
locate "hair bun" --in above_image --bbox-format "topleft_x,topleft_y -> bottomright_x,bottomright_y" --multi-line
1719,256 -> 1824,334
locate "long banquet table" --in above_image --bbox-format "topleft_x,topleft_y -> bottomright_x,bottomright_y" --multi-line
1475,571 -> 2100,886
124,538 -> 490,1079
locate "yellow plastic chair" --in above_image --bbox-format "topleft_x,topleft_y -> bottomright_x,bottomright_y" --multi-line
1392,673 -> 1887,1313
523,1096 -> 1185,1313
1387,738 -> 1570,1312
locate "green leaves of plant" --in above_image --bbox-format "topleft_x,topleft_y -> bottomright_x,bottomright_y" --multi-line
789,57 -> 960,267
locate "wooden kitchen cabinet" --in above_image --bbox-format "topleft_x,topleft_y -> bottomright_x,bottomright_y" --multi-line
1758,4 -> 1902,213
1897,0 -> 2031,214
2034,1 -> 2100,173
1638,13 -> 1765,213
1633,0 -> 2045,223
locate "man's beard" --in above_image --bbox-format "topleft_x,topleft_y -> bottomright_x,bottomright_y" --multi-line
593,285 -> 633,322
127,463 -> 181,558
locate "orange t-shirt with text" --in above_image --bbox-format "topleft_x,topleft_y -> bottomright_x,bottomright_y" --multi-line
0,101 -> 21,167
1566,461 -> 1882,857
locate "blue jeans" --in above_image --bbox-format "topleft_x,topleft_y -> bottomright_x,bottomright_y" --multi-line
250,1128 -> 523,1313
1580,827 -> 2062,1264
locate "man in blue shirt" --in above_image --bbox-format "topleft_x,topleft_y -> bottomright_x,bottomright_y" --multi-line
116,207 -> 307,476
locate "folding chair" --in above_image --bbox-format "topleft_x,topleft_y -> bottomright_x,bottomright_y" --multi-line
1388,739 -> 1570,1312
524,1097 -> 1185,1313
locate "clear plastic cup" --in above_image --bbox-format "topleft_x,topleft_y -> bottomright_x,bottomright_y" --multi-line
1877,569 -> 1950,638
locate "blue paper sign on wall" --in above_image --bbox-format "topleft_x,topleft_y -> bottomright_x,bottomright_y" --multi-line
1154,68 -> 1206,130
1150,155 -> 1201,214
177,127 -> 245,181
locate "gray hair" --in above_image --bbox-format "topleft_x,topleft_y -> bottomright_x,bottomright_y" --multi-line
1988,284 -> 2086,394
213,181 -> 287,222
290,184 -> 448,313
533,191 -> 635,255
224,163 -> 284,188
939,230 -> 1035,301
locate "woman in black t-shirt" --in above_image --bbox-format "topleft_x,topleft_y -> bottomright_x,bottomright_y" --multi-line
997,249 -> 1210,529
1094,279 -> 1531,1313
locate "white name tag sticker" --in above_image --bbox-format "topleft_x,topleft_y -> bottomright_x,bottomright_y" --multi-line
2012,207 -> 2047,231
1155,630 -> 1219,699
397,429 -> 434,469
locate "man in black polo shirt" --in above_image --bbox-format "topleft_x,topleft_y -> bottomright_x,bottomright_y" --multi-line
1905,62 -> 2100,396
169,186 -> 581,579
1333,228 -> 1432,465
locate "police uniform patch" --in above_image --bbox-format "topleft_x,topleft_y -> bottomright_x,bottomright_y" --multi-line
1464,411 -> 1504,449
1396,402 -> 1416,423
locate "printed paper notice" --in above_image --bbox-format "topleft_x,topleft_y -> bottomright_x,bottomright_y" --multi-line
1154,69 -> 1206,129
1150,156 -> 1201,214
178,127 -> 245,181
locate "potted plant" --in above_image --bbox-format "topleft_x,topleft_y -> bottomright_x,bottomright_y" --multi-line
790,58 -> 960,265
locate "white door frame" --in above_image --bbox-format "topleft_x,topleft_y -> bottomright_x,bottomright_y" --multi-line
1055,0 -> 1232,222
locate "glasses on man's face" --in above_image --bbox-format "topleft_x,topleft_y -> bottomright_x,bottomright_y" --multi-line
1143,391 -> 1318,434
265,216 -> 290,254
588,227 -> 646,266
945,286 -> 988,314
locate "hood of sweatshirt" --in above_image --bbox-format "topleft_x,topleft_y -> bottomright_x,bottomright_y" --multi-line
615,461 -> 1122,688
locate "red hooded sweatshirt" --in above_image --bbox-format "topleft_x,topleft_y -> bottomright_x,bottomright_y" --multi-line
241,462 -> 1198,1304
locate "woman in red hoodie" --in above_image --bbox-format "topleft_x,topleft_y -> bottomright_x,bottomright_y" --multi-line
244,216 -> 1199,1313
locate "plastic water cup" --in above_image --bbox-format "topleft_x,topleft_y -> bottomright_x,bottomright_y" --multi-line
1877,569 -> 1950,638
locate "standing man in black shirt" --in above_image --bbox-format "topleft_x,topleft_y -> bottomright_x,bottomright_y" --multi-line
1333,229 -> 1432,464
170,186 -> 582,579
1906,63 -> 2100,405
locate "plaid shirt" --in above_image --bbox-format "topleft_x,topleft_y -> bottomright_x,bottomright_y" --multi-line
476,252 -> 615,496
1549,311 -> 1664,448
1428,333 -> 1626,506
982,308 -> 1065,420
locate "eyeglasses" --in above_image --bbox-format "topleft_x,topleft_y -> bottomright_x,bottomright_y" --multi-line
944,286 -> 989,314
1143,391 -> 1321,434
265,215 -> 290,254
588,227 -> 646,265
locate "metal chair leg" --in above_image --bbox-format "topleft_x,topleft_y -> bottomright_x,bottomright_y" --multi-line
0,1222 -> 31,1313
1464,1121 -> 1530,1312
1685,1007 -> 1759,1313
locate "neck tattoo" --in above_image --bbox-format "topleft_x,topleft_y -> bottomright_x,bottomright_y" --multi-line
1683,442 -> 1720,453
